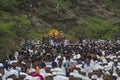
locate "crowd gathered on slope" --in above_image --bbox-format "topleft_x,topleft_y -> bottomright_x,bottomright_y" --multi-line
0,36 -> 120,80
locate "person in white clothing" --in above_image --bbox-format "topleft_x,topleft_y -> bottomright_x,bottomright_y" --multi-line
84,59 -> 93,73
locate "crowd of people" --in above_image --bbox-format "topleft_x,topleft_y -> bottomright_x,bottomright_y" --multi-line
0,37 -> 120,80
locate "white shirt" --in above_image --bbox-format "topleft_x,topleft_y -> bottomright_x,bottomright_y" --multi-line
84,64 -> 93,73
2,75 -> 6,80
39,68 -> 46,78
14,51 -> 19,60
53,75 -> 69,80
97,77 -> 103,80
49,39 -> 54,46
117,77 -> 120,80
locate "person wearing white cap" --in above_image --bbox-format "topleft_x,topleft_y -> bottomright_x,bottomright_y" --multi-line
76,58 -> 83,69
102,59 -> 108,66
51,62 -> 65,76
20,72 -> 27,80
70,69 -> 84,80
70,65 -> 89,80
20,72 -> 40,80
8,60 -> 21,79
91,75 -> 98,80
39,62 -> 52,80
6,70 -> 18,80
51,67 -> 66,76
55,55 -> 65,69
92,65 -> 103,80
28,68 -> 36,75
113,58 -> 118,73
50,61 -> 68,80
21,61 -> 26,73
90,56 -> 98,67
73,51 -> 81,60
45,73 -> 53,80
103,71 -> 112,80
54,55 -> 62,64
8,60 -> 20,71
84,59 -> 93,73
112,72 -> 118,80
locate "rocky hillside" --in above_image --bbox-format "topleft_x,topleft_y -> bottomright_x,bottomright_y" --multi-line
20,0 -> 120,38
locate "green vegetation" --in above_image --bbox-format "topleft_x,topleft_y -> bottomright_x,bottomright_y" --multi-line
0,0 -> 120,60
0,0 -> 17,11
85,17 -> 119,39
0,12 -> 31,60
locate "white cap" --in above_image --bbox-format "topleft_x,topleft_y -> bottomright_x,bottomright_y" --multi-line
31,77 -> 40,80
70,72 -> 84,79
112,72 -> 118,77
91,75 -> 98,79
102,51 -> 105,56
7,78 -> 13,80
51,68 -> 64,72
54,75 -> 69,80
46,73 -> 53,77
117,66 -> 120,69
29,68 -> 36,74
46,65 -> 52,68
24,75 -> 32,80
104,65 -> 112,71
20,72 -> 27,76
52,72 -> 56,75
57,55 -> 61,59
21,61 -> 26,65
117,50 -> 120,53
108,62 -> 113,67
80,68 -> 86,72
0,63 -> 3,68
104,71 -> 111,75
109,56 -> 116,60
6,70 -> 18,78
10,60 -> 18,65
98,62 -> 102,65
106,56 -> 110,59
55,72 -> 66,76
61,76 -> 69,80
102,59 -> 108,64
117,56 -> 120,58
93,66 -> 99,71
76,64 -> 82,70
114,59 -> 118,62
117,63 -> 120,66
24,75 -> 40,80
73,70 -> 79,73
